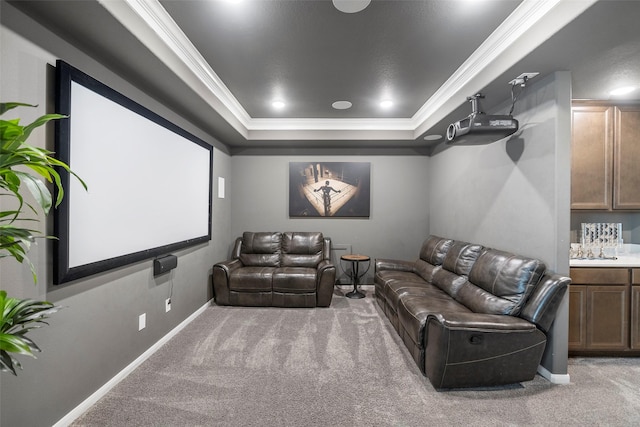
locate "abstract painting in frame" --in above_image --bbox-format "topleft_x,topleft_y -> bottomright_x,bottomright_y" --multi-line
289,162 -> 370,218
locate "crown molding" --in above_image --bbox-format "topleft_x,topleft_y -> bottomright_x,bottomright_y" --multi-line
98,0 -> 251,138
412,0 -> 598,138
99,0 -> 597,142
247,117 -> 414,131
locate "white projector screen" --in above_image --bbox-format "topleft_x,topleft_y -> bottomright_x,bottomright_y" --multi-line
54,60 -> 212,284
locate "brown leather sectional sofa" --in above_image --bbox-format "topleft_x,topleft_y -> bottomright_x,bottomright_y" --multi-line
212,231 -> 336,307
375,235 -> 570,389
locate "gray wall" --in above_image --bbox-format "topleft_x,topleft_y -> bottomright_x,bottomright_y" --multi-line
0,5 -> 232,426
228,155 -> 431,284
428,71 -> 572,376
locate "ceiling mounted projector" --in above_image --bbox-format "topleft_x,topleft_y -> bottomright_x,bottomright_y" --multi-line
446,93 -> 518,145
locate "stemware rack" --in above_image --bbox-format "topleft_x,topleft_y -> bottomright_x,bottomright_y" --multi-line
571,223 -> 622,259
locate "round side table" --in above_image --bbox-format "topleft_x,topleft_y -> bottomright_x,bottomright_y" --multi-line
340,254 -> 370,299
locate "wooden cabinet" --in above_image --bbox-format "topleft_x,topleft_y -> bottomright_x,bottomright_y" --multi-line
571,104 -> 613,209
571,102 -> 640,210
613,105 -> 640,209
585,285 -> 629,350
568,285 -> 587,349
632,269 -> 640,350
632,286 -> 640,350
569,268 -> 629,352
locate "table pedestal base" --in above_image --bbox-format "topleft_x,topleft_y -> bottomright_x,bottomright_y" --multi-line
346,288 -> 365,299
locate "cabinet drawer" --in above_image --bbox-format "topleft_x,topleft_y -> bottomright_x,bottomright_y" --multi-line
632,269 -> 640,285
570,268 -> 629,285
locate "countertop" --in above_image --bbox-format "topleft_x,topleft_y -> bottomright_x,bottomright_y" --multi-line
570,244 -> 640,268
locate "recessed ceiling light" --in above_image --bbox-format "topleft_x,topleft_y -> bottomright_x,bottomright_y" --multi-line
272,100 -> 285,109
380,100 -> 393,109
332,0 -> 371,13
609,86 -> 638,97
332,100 -> 352,110
424,134 -> 443,141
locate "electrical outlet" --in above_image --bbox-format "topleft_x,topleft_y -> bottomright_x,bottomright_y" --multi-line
165,298 -> 171,312
138,313 -> 146,331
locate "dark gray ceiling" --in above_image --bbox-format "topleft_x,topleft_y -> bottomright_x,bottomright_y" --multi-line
160,0 -> 521,119
6,0 -> 640,153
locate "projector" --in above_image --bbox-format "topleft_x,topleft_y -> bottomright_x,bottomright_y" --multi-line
446,94 -> 519,145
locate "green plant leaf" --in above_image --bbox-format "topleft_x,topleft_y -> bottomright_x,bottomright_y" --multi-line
0,349 -> 21,375
0,290 -> 60,376
15,171 -> 52,214
19,113 -> 67,144
0,118 -> 24,151
0,102 -> 80,375
0,210 -> 21,220
0,333 -> 35,356
0,102 -> 35,116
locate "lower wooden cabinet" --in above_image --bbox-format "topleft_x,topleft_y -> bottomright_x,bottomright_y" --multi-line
631,269 -> 640,350
569,267 -> 639,355
585,285 -> 628,350
568,285 -> 587,349
632,286 -> 640,350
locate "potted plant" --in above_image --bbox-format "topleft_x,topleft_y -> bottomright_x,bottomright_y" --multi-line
0,102 -> 85,375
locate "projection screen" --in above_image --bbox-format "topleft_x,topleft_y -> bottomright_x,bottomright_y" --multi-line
54,60 -> 212,284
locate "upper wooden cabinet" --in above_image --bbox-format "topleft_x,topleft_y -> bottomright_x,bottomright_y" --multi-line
614,104 -> 640,209
571,102 -> 640,210
571,104 -> 614,209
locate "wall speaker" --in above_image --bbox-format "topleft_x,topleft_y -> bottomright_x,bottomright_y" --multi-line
153,254 -> 177,276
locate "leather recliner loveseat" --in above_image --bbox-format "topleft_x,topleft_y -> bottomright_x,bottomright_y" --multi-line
375,235 -> 570,389
213,231 -> 336,307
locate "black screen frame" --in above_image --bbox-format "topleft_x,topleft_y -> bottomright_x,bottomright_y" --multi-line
54,60 -> 212,285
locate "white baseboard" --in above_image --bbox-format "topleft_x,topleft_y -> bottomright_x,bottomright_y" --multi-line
537,364 -> 571,385
53,301 -> 212,427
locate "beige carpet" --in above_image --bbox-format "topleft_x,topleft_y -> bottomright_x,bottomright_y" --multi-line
72,287 -> 640,426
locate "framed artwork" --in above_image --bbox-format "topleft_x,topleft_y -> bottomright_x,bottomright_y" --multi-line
289,162 -> 370,217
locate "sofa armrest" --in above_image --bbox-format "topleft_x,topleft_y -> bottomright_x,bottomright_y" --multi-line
317,259 -> 333,272
427,312 -> 537,332
231,237 -> 243,259
375,258 -> 416,274
212,259 -> 243,305
316,259 -> 336,307
520,273 -> 570,333
214,258 -> 243,275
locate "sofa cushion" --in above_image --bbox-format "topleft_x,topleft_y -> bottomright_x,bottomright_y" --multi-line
386,281 -> 452,313
453,282 -> 517,315
229,266 -> 275,292
419,235 -> 454,266
273,267 -> 318,293
239,232 -> 282,267
461,248 -> 546,315
281,232 -> 323,267
441,241 -> 484,276
432,268 -> 471,299
414,259 -> 440,283
377,270 -> 426,285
